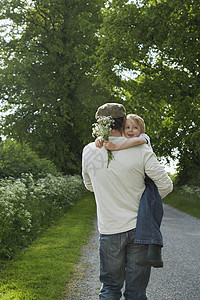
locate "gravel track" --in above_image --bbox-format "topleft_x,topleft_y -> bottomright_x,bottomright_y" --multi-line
65,204 -> 200,300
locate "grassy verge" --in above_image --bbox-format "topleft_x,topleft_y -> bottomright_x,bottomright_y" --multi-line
0,193 -> 96,300
163,189 -> 200,219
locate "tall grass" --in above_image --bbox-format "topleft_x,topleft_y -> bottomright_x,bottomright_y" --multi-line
163,185 -> 200,219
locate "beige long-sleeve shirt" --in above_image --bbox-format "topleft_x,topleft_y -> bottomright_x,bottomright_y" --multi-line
82,136 -> 173,234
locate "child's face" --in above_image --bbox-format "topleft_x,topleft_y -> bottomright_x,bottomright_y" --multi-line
124,119 -> 141,138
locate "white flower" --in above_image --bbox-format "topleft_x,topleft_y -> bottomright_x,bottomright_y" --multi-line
92,117 -> 115,167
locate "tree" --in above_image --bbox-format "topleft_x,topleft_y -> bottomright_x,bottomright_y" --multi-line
96,0 -> 200,185
0,0 -> 112,174
0,138 -> 58,178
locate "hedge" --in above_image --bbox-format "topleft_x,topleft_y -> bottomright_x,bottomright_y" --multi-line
0,174 -> 86,260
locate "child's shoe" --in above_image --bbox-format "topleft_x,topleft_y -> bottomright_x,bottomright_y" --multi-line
135,244 -> 163,268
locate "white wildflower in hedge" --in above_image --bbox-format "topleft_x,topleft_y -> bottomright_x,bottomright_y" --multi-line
0,174 -> 86,259
0,179 -> 32,259
179,185 -> 200,199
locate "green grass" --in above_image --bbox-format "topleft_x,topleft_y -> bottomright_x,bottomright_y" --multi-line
163,189 -> 200,219
1,188 -> 198,299
0,193 -> 96,300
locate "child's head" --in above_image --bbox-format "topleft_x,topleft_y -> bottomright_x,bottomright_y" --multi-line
124,114 -> 145,138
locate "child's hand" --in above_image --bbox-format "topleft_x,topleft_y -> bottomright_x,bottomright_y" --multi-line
95,137 -> 104,148
104,141 -> 119,151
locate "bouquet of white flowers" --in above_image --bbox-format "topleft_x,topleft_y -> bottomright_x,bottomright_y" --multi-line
92,117 -> 115,167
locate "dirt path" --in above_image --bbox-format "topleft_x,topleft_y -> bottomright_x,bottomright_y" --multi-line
65,205 -> 200,300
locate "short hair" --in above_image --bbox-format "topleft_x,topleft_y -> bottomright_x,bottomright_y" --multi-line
111,117 -> 125,131
126,114 -> 145,133
95,103 -> 126,119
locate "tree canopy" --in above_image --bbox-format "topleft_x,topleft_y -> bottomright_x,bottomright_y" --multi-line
0,0 -> 112,174
0,0 -> 199,185
96,0 -> 200,185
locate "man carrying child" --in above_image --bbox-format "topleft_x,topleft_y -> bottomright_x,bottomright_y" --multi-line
82,103 -> 173,300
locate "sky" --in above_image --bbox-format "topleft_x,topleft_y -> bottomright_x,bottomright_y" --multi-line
160,155 -> 178,175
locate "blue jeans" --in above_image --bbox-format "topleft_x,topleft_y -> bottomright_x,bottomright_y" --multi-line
134,176 -> 163,246
99,229 -> 151,300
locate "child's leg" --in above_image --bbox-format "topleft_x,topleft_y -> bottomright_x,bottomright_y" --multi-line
134,176 -> 163,245
134,176 -> 164,267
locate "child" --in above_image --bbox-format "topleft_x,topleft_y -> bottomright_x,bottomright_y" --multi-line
95,114 -> 164,268
102,113 -> 152,150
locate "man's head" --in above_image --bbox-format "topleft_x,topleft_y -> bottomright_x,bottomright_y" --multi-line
95,103 -> 126,133
95,103 -> 126,119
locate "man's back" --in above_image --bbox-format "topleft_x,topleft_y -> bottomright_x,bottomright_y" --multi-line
82,136 -> 172,235
82,103 -> 173,299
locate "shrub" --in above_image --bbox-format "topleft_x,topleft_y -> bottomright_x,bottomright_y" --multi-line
175,150 -> 200,187
0,139 -> 58,179
0,174 -> 87,259
0,178 -> 31,259
163,186 -> 200,219
179,185 -> 200,199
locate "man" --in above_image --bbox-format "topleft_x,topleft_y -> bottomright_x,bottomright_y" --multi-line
82,103 -> 173,300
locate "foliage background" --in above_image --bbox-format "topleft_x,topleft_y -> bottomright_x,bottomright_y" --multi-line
0,139 -> 58,178
95,0 -> 200,186
0,0 -> 199,184
0,2 -> 199,293
0,0 -> 113,174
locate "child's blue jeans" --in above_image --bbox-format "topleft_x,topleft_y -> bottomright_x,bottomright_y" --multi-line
134,176 -> 163,246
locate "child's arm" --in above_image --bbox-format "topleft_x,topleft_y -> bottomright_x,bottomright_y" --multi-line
95,137 -> 104,148
104,137 -> 147,151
